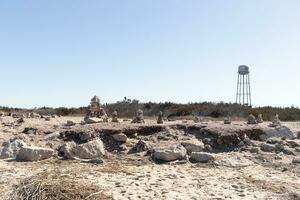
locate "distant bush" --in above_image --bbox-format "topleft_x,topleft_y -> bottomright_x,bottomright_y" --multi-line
1,100 -> 300,121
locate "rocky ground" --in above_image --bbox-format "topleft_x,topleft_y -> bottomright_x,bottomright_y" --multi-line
0,116 -> 299,200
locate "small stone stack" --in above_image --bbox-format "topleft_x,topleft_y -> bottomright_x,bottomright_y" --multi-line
112,111 -> 119,123
270,114 -> 281,127
247,114 -> 257,125
257,114 -> 263,123
157,111 -> 163,124
224,117 -> 231,124
131,109 -> 145,124
102,113 -> 109,122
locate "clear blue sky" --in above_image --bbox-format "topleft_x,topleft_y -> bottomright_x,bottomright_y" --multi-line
0,0 -> 299,108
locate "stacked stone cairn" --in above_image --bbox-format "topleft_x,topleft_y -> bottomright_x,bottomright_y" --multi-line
112,111 -> 119,123
131,109 -> 145,124
257,114 -> 263,123
224,116 -> 231,124
247,114 -> 258,125
157,111 -> 163,124
270,114 -> 281,127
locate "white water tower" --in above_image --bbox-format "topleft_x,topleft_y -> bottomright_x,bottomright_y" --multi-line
236,65 -> 252,106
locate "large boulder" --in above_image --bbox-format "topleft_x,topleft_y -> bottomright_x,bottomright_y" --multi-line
181,139 -> 205,154
190,152 -> 215,163
0,139 -> 27,159
260,126 -> 296,141
16,146 -> 54,161
60,139 -> 106,160
152,145 -> 187,162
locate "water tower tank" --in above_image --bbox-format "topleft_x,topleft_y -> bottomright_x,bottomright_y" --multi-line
238,65 -> 249,75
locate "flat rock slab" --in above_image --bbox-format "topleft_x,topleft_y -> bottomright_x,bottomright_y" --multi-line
16,146 -> 54,161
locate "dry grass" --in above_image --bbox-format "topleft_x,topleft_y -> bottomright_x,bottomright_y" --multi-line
7,170 -> 112,200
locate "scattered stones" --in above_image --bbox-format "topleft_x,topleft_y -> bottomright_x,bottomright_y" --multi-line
190,152 -> 215,163
112,133 -> 127,143
0,139 -> 27,159
0,111 -> 4,116
16,146 -> 55,161
129,140 -> 150,153
157,111 -> 163,124
257,114 -> 263,123
270,114 -> 281,127
152,145 -> 187,162
112,111 -> 119,123
45,116 -> 51,121
247,114 -> 257,125
181,139 -> 205,154
131,109 -> 145,124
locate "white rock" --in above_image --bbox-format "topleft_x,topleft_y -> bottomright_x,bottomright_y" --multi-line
112,133 -> 127,143
152,145 -> 187,162
60,139 -> 106,160
190,152 -> 215,163
16,146 -> 54,161
181,139 -> 204,154
0,139 -> 27,159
